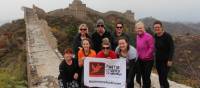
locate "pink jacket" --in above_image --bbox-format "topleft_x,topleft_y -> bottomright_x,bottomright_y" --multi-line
136,32 -> 154,61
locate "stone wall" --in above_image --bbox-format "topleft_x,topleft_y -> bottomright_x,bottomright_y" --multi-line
47,0 -> 135,22
68,0 -> 87,19
33,5 -> 47,20
23,6 -> 63,88
124,10 -> 135,22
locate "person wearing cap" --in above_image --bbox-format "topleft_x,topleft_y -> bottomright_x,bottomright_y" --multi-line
153,20 -> 174,88
135,21 -> 154,88
91,19 -> 114,53
96,38 -> 117,59
58,48 -> 80,88
73,24 -> 92,58
112,22 -> 131,49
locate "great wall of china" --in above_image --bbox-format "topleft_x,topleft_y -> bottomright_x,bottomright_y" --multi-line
23,6 -> 63,88
23,0 -> 192,88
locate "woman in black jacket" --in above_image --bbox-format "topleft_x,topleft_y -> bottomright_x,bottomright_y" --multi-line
153,20 -> 174,88
73,24 -> 91,58
58,48 -> 79,88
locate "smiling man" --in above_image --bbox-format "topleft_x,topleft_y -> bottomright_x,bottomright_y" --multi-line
112,22 -> 130,49
92,19 -> 114,52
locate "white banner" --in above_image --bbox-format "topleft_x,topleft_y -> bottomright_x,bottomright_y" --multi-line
84,57 -> 126,88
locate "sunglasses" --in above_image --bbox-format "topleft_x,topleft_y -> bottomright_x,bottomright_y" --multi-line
97,25 -> 104,27
102,47 -> 109,49
80,29 -> 87,31
116,26 -> 123,29
154,27 -> 161,29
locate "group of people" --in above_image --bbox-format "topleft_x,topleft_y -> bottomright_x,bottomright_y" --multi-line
58,19 -> 174,88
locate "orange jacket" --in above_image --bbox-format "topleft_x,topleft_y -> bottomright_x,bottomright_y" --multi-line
78,49 -> 96,66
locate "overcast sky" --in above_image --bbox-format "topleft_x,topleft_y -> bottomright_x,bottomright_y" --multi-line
0,0 -> 200,23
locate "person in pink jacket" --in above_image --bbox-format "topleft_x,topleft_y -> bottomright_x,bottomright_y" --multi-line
135,21 -> 154,88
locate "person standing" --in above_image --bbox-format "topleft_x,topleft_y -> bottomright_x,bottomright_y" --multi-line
115,37 -> 137,88
153,20 -> 174,88
112,22 -> 130,49
92,19 -> 114,52
73,24 -> 91,58
135,21 -> 154,88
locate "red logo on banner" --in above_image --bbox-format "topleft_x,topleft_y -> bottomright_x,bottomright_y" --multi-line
89,62 -> 105,77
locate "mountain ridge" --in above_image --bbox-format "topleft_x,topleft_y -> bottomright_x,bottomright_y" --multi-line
140,17 -> 200,35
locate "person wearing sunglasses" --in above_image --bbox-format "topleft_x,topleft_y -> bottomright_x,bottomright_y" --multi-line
96,38 -> 117,59
92,19 -> 114,53
73,23 -> 92,58
112,22 -> 130,49
115,37 -> 137,88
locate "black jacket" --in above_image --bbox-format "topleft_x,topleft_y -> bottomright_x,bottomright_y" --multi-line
73,33 -> 91,58
91,31 -> 114,52
112,32 -> 130,49
155,32 -> 174,61
58,59 -> 79,83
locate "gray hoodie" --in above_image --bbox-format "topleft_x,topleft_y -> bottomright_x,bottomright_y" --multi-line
115,45 -> 138,69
